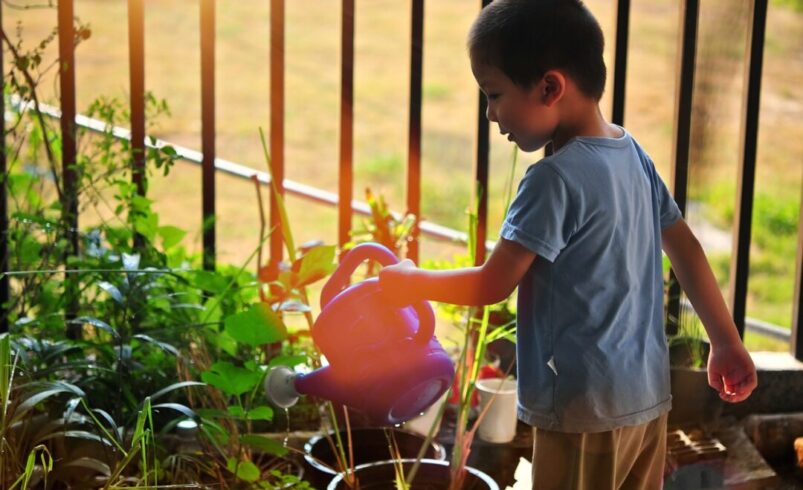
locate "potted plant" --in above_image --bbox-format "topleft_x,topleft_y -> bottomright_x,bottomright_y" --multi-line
665,276 -> 721,427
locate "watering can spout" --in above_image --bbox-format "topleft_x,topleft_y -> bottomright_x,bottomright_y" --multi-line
265,365 -> 352,409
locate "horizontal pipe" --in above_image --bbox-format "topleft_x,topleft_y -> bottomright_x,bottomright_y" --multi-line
12,98 -> 790,343
10,98 -> 494,252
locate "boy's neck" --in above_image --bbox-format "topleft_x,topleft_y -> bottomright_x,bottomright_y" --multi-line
550,101 -> 622,152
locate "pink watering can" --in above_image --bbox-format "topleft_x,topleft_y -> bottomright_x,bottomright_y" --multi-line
265,243 -> 455,425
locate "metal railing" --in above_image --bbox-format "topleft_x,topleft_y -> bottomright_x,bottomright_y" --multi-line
0,0 -> 799,359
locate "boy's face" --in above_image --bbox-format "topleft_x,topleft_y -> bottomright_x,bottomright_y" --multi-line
471,61 -> 558,153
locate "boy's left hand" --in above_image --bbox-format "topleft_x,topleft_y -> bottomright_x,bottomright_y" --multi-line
707,342 -> 758,403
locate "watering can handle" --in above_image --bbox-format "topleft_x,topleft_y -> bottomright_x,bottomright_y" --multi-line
320,243 -> 435,344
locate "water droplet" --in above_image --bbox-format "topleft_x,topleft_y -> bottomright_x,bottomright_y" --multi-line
283,408 -> 291,447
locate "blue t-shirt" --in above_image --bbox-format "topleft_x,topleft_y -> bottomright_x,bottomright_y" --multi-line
500,127 -> 682,433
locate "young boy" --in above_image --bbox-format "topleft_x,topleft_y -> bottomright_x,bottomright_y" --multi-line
379,0 -> 757,488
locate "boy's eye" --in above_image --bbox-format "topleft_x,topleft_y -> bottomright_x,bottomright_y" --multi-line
486,93 -> 500,101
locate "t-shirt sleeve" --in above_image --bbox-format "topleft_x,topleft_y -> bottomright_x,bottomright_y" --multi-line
499,164 -> 576,262
655,175 -> 682,229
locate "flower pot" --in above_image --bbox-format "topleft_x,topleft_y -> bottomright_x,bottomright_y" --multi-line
327,458 -> 499,489
304,427 -> 446,488
669,365 -> 722,426
476,378 -> 518,443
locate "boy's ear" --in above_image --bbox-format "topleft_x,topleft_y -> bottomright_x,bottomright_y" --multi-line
541,70 -> 566,107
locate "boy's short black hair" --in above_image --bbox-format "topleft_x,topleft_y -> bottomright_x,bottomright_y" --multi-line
468,0 -> 606,100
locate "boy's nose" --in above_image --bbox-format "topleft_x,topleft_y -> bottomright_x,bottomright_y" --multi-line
485,104 -> 498,123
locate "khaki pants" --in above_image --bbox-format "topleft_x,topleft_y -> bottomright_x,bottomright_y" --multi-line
532,412 -> 668,490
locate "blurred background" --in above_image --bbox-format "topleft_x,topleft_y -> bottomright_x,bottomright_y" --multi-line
4,0 -> 802,351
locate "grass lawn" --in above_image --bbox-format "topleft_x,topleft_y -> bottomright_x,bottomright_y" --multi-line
4,0 -> 802,351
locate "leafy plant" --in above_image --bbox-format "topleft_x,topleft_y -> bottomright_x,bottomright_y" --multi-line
346,187 -> 418,272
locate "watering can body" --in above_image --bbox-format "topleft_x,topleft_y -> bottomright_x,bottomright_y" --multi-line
266,243 -> 455,425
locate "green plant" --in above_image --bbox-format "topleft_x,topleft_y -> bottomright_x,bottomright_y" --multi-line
346,187 -> 418,271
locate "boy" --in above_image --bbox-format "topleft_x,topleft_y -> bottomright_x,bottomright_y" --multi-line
379,0 -> 757,488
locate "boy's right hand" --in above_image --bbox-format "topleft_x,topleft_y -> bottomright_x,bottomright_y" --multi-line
707,341 -> 757,403
378,259 -> 418,307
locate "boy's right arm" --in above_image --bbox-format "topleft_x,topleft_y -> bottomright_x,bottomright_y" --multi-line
661,219 -> 757,403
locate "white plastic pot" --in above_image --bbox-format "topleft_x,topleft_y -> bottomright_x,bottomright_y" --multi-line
476,377 -> 518,443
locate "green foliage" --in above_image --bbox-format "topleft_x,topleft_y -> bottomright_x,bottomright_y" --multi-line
772,0 -> 803,12
347,188 -> 418,270
3,17 -> 318,488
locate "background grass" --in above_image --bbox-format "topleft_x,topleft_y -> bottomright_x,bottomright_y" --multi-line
4,0 -> 802,351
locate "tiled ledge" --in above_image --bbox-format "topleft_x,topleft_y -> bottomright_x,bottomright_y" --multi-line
723,352 -> 803,418
752,352 -> 803,371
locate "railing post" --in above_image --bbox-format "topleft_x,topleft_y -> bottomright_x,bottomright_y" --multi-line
200,0 -> 216,271
270,0 -> 285,271
794,176 -> 803,360
0,0 -> 7,334
729,0 -> 768,339
611,0 -> 630,126
58,0 -> 80,338
406,0 -> 424,264
473,0 -> 492,266
339,0 -> 355,254
128,0 -> 146,250
666,0 -> 699,336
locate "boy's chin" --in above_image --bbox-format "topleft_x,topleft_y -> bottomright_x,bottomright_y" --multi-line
517,139 -> 550,153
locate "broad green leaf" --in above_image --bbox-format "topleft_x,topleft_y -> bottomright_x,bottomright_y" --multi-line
193,271 -> 228,294
268,355 -> 308,369
201,362 -> 261,397
240,434 -> 287,457
247,406 -> 274,421
216,330 -> 238,357
224,304 -> 287,347
227,457 -> 260,482
296,245 -> 336,287
19,236 -> 41,266
227,406 -> 246,418
133,212 -> 158,243
158,225 -> 186,250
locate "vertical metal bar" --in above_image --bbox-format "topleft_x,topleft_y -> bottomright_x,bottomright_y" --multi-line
406,0 -> 424,264
793,177 -> 803,360
200,0 -> 216,270
270,0 -> 285,268
789,178 -> 803,361
0,1 -> 7,333
666,0 -> 699,335
611,0 -> 630,126
58,0 -> 79,337
339,0 -> 355,253
473,0 -> 492,266
128,0 -> 146,249
729,0 -> 767,339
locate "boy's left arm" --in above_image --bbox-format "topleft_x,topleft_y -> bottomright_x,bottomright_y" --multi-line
379,238 -> 536,307
662,219 -> 758,403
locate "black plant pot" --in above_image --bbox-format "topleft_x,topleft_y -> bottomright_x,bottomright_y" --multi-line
327,459 -> 499,489
304,427 -> 446,488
